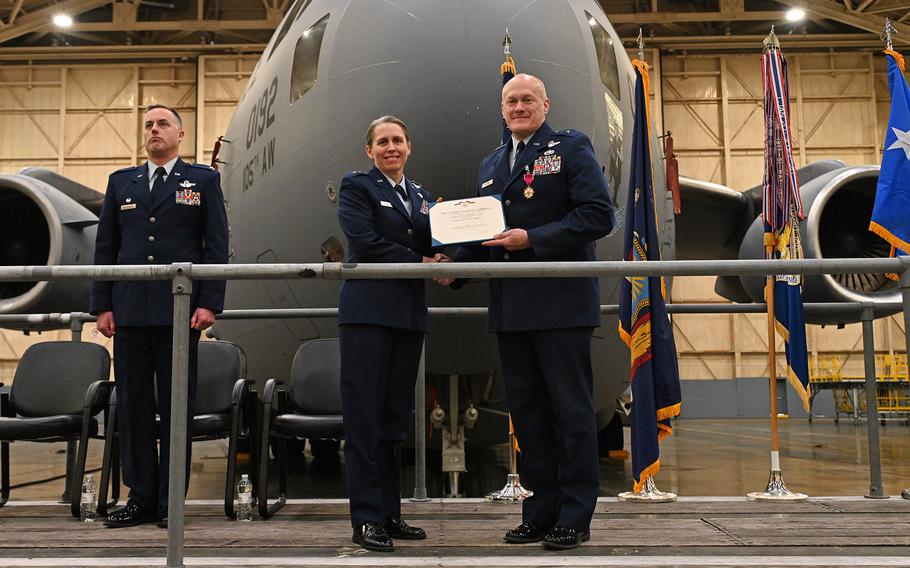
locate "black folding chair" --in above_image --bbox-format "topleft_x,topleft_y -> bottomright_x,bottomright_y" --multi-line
0,341 -> 113,517
98,339 -> 256,518
258,338 -> 343,518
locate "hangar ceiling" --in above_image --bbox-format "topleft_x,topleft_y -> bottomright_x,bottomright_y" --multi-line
0,0 -> 907,57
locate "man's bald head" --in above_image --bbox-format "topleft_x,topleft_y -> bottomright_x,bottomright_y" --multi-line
502,73 -> 548,101
501,73 -> 550,140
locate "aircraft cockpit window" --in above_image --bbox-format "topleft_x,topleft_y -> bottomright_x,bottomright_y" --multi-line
585,11 -> 621,101
269,0 -> 313,60
290,14 -> 329,103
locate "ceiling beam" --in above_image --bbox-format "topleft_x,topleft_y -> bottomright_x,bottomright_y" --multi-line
803,0 -> 910,43
6,0 -> 25,26
608,11 -> 787,24
0,42 -> 265,61
855,0 -> 877,12
626,32 -> 899,50
0,0 -> 113,44
64,17 -> 278,32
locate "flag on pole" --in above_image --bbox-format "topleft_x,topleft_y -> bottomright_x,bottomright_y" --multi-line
869,50 -> 910,269
501,31 -> 520,454
761,44 -> 810,412
618,58 -> 682,493
501,31 -> 516,145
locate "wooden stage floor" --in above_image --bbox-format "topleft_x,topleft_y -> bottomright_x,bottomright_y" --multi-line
1,497 -> 910,567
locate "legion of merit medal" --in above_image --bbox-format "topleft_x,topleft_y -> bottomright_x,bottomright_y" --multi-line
523,166 -> 535,199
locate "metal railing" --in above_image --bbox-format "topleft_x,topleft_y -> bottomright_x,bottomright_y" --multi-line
2,256 -> 910,567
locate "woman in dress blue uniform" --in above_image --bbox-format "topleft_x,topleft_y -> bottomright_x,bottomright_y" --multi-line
337,115 -> 446,552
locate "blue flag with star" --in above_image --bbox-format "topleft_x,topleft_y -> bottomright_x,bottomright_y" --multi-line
870,50 -> 910,259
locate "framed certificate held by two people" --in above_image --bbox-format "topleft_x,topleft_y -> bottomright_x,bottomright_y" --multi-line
428,195 -> 507,247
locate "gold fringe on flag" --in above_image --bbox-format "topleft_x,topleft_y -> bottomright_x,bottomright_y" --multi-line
501,56 -> 516,76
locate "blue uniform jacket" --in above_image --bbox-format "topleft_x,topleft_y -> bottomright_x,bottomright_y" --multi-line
338,166 -> 434,332
89,159 -> 229,326
455,122 -> 615,332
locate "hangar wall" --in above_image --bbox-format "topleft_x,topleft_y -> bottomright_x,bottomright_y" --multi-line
0,49 -> 904,384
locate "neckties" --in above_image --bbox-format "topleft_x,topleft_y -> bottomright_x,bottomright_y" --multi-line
151,166 -> 167,198
394,184 -> 411,214
512,141 -> 525,172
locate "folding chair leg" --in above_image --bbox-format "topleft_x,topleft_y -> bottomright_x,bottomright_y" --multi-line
0,441 -> 9,508
61,439 -> 77,504
97,404 -> 119,517
70,433 -> 92,518
257,434 -> 287,518
225,413 -> 241,518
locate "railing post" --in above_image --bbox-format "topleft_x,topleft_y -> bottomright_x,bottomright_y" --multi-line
412,343 -> 429,501
69,312 -> 84,342
860,303 -> 886,499
899,264 -> 910,499
167,263 -> 193,568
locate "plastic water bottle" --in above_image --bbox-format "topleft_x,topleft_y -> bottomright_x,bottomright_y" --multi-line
80,474 -> 97,523
236,474 -> 253,521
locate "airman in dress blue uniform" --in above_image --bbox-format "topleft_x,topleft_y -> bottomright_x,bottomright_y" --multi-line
338,116 -> 448,552
454,74 -> 615,549
90,104 -> 229,528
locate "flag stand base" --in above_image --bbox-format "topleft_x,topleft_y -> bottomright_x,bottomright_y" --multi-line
618,477 -> 676,502
747,469 -> 808,501
486,473 -> 533,502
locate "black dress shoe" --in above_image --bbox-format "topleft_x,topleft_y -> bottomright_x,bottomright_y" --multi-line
542,525 -> 590,550
352,522 -> 394,552
383,516 -> 426,540
155,507 -> 168,529
504,521 -> 550,543
103,499 -> 157,528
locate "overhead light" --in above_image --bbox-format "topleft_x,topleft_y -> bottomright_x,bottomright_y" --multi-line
588,17 -> 596,26
53,13 -> 73,27
786,7 -> 806,22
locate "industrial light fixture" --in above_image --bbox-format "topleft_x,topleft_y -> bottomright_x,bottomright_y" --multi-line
52,13 -> 73,27
786,7 -> 806,22
588,17 -> 596,26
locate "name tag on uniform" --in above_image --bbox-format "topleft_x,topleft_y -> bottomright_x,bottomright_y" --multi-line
120,203 -> 137,210
481,179 -> 494,189
380,200 -> 393,208
176,189 -> 201,206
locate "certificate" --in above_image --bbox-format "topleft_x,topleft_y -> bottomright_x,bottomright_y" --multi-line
429,195 -> 507,247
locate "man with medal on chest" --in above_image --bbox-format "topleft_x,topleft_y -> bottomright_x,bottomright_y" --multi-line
90,103 -> 229,528
451,73 -> 614,549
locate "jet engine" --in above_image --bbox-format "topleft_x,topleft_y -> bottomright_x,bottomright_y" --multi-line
0,168 -> 101,328
731,166 -> 896,323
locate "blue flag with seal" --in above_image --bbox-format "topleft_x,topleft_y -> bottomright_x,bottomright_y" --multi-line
618,59 -> 682,493
761,45 -> 810,412
869,50 -> 910,267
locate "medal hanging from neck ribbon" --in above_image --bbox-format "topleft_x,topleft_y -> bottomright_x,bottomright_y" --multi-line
523,166 -> 535,199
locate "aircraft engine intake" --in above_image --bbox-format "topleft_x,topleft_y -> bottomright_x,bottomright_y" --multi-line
735,165 -> 898,323
0,170 -> 99,327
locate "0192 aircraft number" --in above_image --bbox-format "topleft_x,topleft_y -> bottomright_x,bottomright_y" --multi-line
245,76 -> 278,149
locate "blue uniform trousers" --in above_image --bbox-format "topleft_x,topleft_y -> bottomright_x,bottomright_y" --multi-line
339,324 -> 423,527
113,326 -> 200,509
497,327 -> 599,531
